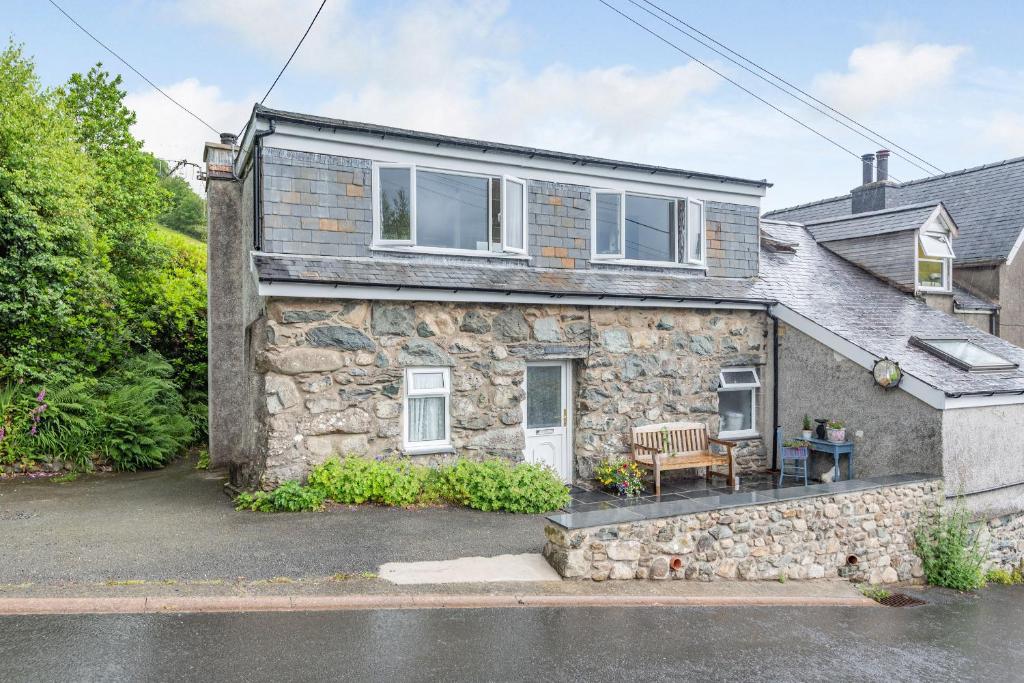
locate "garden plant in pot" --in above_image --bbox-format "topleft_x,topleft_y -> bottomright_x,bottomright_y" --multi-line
826,420 -> 846,443
782,439 -> 810,458
801,414 -> 813,440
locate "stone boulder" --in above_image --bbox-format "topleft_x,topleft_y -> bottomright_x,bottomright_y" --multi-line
398,339 -> 454,367
371,304 -> 416,337
306,325 -> 376,351
261,347 -> 347,375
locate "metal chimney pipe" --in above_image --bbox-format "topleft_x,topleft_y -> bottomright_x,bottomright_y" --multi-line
220,132 -> 238,145
861,153 -> 875,185
876,149 -> 890,183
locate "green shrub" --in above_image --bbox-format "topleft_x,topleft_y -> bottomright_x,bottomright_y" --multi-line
984,566 -> 1023,586
94,354 -> 193,471
434,459 -> 569,513
914,502 -> 986,591
236,480 -> 325,512
250,455 -> 569,514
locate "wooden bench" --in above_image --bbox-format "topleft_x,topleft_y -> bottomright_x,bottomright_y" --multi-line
629,421 -> 736,496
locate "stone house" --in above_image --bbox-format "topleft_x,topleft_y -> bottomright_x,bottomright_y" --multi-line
765,152 -> 1024,343
204,106 -> 1024,528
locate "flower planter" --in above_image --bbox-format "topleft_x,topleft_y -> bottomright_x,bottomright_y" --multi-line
826,428 -> 846,443
781,445 -> 809,460
801,430 -> 813,440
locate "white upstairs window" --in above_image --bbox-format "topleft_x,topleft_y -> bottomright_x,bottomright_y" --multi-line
373,164 -> 528,256
591,190 -> 706,267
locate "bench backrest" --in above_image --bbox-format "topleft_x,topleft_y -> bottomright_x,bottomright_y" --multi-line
631,421 -> 710,456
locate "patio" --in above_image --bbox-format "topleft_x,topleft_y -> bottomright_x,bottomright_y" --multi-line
563,473 -> 800,513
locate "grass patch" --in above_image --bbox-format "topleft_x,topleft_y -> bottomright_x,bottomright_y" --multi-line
858,584 -> 892,602
106,579 -> 146,586
984,565 -> 1024,586
50,472 -> 79,483
359,571 -> 378,580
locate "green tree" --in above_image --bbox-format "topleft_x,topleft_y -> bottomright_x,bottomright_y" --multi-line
0,43 -> 125,378
155,158 -> 207,241
60,65 -> 168,283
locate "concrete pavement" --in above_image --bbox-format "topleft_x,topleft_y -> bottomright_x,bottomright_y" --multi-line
0,458 -> 546,583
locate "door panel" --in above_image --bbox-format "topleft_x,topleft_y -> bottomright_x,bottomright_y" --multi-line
524,362 -> 572,483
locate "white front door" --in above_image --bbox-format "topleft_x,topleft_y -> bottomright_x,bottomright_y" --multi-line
524,361 -> 572,484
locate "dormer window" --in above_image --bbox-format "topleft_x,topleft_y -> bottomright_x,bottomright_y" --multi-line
374,164 -> 527,256
592,190 -> 705,267
917,227 -> 954,292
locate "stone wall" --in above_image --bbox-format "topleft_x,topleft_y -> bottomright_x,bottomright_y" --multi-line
255,298 -> 770,486
528,181 -> 591,270
981,510 -> 1024,571
544,480 -> 942,583
706,201 -> 759,278
260,147 -> 373,257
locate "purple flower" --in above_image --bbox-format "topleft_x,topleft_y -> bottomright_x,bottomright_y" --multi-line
29,425 -> 37,436
36,389 -> 46,402
0,426 -> 5,442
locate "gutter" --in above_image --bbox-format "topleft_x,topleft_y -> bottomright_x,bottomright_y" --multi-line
250,121 -> 277,251
258,275 -> 777,308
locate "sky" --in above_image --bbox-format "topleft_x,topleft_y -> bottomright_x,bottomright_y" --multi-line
7,0 -> 1024,209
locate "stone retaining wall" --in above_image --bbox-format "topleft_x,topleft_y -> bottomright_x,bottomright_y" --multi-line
981,510 -> 1024,571
256,298 -> 769,486
544,480 -> 941,583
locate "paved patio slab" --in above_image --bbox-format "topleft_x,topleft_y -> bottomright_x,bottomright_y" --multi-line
379,554 -> 562,585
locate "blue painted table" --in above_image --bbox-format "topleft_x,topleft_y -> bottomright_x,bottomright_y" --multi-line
805,438 -> 854,481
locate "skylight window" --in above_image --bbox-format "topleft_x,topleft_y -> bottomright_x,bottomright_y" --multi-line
909,337 -> 1018,372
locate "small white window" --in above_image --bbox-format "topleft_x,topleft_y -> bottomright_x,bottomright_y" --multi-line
373,164 -> 527,256
403,367 -> 451,452
917,242 -> 951,292
718,367 -> 760,439
591,190 -> 704,266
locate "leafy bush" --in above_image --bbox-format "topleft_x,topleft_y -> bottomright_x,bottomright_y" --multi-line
984,566 -> 1023,586
432,459 -> 569,513
914,502 -> 987,591
94,354 -> 193,471
243,455 -> 569,514
235,481 -> 325,512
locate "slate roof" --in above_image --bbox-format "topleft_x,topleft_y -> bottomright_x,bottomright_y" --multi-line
250,104 -> 771,189
255,235 -> 1024,397
758,220 -> 1024,397
952,284 -> 999,312
803,203 -> 939,243
764,157 -> 1024,265
254,253 -> 768,304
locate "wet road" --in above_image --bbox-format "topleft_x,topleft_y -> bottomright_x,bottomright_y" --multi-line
2,587 -> 1021,682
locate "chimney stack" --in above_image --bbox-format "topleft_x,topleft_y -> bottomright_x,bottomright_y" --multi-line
876,149 -> 890,183
861,153 -> 875,186
220,132 -> 238,146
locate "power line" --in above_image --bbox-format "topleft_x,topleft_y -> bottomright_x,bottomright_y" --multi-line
260,0 -> 328,105
634,0 -> 945,176
596,0 -> 904,183
46,0 -> 220,136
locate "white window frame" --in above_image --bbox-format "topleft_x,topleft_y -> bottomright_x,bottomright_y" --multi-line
501,175 -> 528,255
717,366 -> 760,439
372,163 -> 528,257
686,198 -> 705,265
402,367 -> 452,453
590,189 -> 706,268
915,229 -> 953,293
373,163 -> 416,246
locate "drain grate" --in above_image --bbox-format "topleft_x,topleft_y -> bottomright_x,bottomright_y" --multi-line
877,592 -> 927,608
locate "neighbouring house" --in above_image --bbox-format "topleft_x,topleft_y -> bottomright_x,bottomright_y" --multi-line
765,151 -> 1024,343
204,106 -> 1024,528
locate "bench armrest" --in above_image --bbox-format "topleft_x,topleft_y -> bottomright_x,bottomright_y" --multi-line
708,437 -> 736,452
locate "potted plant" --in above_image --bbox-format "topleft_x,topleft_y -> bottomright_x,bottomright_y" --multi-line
594,458 -> 646,498
781,439 -> 810,459
801,414 -> 813,440
826,420 -> 846,443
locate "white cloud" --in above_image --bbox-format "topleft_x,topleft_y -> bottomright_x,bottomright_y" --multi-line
124,79 -> 252,190
981,111 -> 1024,156
813,41 -> 968,115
